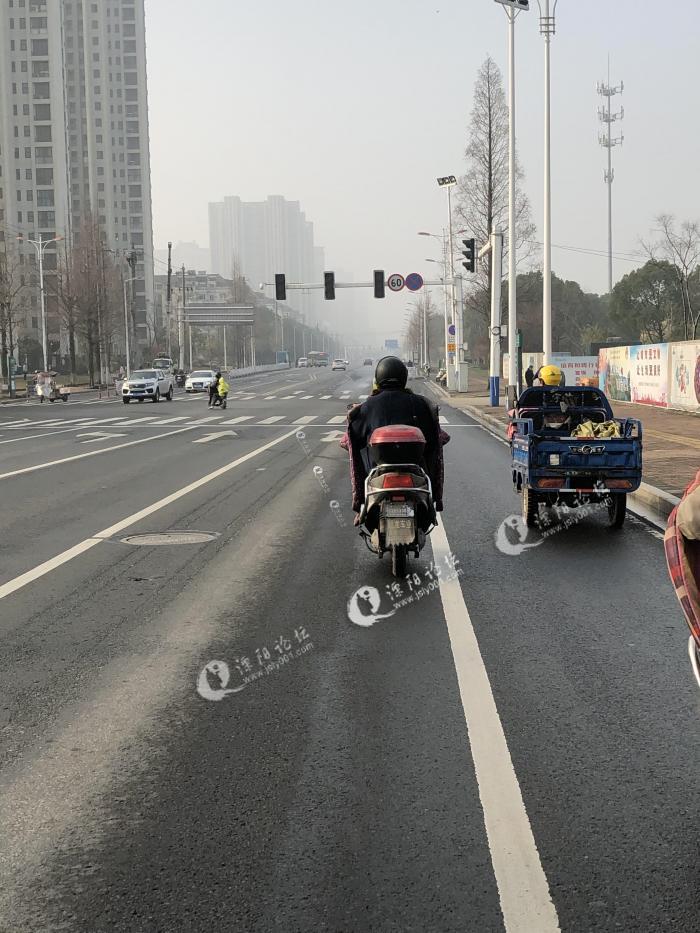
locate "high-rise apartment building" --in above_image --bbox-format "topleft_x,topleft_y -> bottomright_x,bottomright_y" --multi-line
0,0 -> 154,350
208,195 -> 324,321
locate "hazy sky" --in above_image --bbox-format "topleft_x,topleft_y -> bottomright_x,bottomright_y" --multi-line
146,0 -> 699,339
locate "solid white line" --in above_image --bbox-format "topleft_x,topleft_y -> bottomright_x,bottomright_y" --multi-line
0,425 -> 197,481
221,416 -> 254,424
431,521 -> 560,933
0,428 -> 299,601
259,416 -> 285,424
327,415 -> 346,424
293,415 -> 317,424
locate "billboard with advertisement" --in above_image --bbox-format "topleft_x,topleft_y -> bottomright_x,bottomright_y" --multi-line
502,353 -> 597,385
599,346 -> 632,402
630,343 -> 669,408
670,341 -> 700,412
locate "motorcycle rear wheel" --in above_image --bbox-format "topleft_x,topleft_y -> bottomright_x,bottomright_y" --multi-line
391,545 -> 407,578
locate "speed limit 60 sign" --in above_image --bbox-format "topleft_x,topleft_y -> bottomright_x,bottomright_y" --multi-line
387,273 -> 405,292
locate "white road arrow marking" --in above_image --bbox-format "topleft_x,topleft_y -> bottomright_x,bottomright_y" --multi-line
192,431 -> 239,444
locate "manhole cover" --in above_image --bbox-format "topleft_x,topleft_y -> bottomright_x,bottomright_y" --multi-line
120,532 -> 220,546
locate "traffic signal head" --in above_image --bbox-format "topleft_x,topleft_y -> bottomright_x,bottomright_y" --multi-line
374,270 -> 385,299
275,273 -> 286,301
461,239 -> 476,274
324,271 -> 336,301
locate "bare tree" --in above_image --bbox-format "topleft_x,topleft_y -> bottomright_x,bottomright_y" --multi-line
643,215 -> 700,339
455,57 -> 535,328
0,247 -> 28,394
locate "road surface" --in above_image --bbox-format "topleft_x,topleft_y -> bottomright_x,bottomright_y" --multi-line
0,367 -> 696,932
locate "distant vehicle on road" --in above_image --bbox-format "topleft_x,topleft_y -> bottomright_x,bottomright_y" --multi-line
122,369 -> 174,403
185,370 -> 217,393
307,351 -> 329,367
153,357 -> 174,373
363,358 -> 373,366
331,358 -> 346,371
297,357 -> 308,368
35,371 -> 70,403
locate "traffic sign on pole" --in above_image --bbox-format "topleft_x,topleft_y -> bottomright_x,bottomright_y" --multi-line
405,273 -> 424,292
387,274 -> 405,292
448,324 -> 456,336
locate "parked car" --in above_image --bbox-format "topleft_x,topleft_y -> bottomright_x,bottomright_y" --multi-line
185,369 -> 217,392
331,358 -> 346,371
297,357 -> 308,368
122,368 -> 174,403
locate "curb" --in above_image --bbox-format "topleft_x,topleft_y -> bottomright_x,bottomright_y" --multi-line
435,387 -> 680,528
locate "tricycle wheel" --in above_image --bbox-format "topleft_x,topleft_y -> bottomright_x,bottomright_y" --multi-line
522,487 -> 539,529
607,493 -> 627,529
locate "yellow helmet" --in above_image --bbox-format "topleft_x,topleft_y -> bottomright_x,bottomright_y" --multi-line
539,364 -> 563,387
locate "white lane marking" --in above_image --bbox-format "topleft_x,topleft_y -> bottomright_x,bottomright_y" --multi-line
320,395 -> 332,399
151,416 -> 189,424
321,430 -> 344,442
293,390 -> 303,395
221,416 -> 254,424
327,415 -> 347,424
259,416 -> 285,424
300,395 -> 314,400
432,520 -> 560,933
359,394 -> 369,400
440,415 -> 450,424
0,428 -> 299,601
192,431 -> 238,444
264,396 -> 277,400
0,425 -> 197,481
194,416 -> 224,424
77,432 -> 128,443
293,415 -> 317,424
281,395 -> 296,400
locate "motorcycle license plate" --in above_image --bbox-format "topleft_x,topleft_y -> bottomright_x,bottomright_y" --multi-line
383,503 -> 414,518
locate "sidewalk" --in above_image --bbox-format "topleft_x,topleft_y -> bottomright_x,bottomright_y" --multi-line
436,368 -> 699,500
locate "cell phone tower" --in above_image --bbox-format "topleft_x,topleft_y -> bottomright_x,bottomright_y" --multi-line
597,60 -> 624,296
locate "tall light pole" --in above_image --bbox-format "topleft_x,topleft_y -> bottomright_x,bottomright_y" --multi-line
495,0 -> 530,395
598,62 -> 624,297
537,0 -> 557,363
17,233 -> 63,371
122,274 -> 138,377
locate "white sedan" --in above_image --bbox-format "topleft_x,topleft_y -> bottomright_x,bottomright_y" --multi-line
185,370 -> 217,393
331,359 -> 346,371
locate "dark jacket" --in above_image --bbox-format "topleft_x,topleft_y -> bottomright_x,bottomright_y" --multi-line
525,366 -> 535,387
345,387 -> 447,510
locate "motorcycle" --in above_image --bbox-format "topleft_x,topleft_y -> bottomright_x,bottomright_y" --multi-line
175,372 -> 186,388
357,425 -> 437,578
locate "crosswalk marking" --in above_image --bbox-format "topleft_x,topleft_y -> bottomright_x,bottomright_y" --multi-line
293,390 -> 303,395
221,416 -> 254,424
264,396 -> 277,400
300,395 -> 313,400
440,415 -> 449,424
320,395 -> 332,399
281,395 -> 296,400
259,416 -> 285,424
327,415 -> 346,424
293,415 -> 317,425
153,416 -> 189,424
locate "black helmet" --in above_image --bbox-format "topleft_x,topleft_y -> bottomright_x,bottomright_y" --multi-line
375,356 -> 408,389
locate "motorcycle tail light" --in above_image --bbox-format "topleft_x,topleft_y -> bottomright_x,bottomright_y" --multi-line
382,474 -> 414,488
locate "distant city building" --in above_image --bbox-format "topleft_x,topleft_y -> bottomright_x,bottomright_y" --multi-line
0,0 -> 154,348
154,241 -> 211,276
208,195 -> 324,320
154,270 -> 234,320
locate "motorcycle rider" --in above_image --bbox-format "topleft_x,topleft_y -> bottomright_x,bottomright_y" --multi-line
345,356 -> 447,523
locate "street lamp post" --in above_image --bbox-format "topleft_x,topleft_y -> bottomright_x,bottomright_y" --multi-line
122,274 -> 138,377
537,0 -> 558,364
17,233 -> 63,371
437,176 -> 458,389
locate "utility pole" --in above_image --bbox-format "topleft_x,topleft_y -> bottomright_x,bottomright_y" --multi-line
537,0 -> 558,364
166,241 -> 173,360
181,265 -> 189,369
598,61 -> 624,297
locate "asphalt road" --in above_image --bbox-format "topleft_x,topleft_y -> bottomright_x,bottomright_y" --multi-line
0,367 -> 697,933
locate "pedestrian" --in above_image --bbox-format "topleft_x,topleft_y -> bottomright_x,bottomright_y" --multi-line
208,372 -> 221,408
525,364 -> 534,387
216,373 -> 230,410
